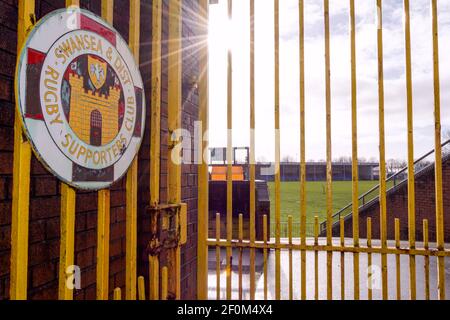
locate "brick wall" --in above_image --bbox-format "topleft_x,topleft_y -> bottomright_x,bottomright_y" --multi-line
0,0 -> 200,300
337,156 -> 450,243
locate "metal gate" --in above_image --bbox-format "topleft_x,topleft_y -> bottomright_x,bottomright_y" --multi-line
10,0 -> 187,300
196,0 -> 450,300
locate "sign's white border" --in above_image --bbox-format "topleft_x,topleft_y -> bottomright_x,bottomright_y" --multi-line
15,8 -> 146,190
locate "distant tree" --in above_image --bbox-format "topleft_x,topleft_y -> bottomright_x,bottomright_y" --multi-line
335,156 -> 352,163
443,129 -> 450,156
387,159 -> 406,175
282,155 -> 296,163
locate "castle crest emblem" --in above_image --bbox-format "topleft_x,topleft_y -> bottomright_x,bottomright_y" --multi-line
15,9 -> 146,190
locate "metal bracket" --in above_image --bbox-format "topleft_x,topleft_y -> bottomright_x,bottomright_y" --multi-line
146,203 -> 187,257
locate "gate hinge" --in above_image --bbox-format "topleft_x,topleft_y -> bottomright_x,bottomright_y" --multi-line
146,203 -> 187,257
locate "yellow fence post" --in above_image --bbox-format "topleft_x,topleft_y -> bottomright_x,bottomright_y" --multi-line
423,219 -> 430,300
298,0 -> 307,301
197,0 -> 210,300
138,276 -> 146,300
249,0 -> 256,301
314,216 -> 319,300
274,0 -> 281,301
226,0 -> 233,301
324,0 -> 333,301
431,0 -> 446,300
97,188 -> 110,300
376,0 -> 388,300
395,218 -> 401,300
367,218 -> 372,300
263,215 -> 268,300
349,0 -> 360,301
58,0 -> 79,301
126,0 -> 140,301
10,0 -> 35,301
149,0 -> 162,301
168,0 -> 183,299
403,0 -> 417,300
340,217 -> 345,300
216,213 -> 221,300
59,184 -> 76,300
96,0 -> 114,301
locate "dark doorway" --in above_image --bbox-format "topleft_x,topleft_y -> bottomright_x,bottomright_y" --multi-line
90,110 -> 102,146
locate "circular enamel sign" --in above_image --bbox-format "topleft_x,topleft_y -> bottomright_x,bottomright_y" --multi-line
16,9 -> 146,190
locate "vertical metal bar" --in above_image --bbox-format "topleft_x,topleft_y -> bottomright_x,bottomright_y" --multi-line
138,276 -> 146,300
324,0 -> 333,301
340,217 -> 345,300
238,214 -> 243,300
423,219 -> 430,300
96,0 -> 114,301
216,213 -> 221,300
226,0 -> 233,301
395,218 -> 401,300
168,0 -> 183,300
58,184 -> 76,300
114,288 -> 122,300
349,0 -> 360,301
299,0 -> 307,301
288,216 -> 293,300
197,0 -> 210,300
162,267 -> 168,300
150,0 -> 162,213
101,0 -> 114,23
97,189 -> 110,300
149,0 -> 162,302
431,0 -> 446,300
263,214 -> 268,300
367,218 -> 372,300
126,0 -> 140,301
58,0 -> 79,301
249,0 -> 256,301
10,0 -> 34,301
66,0 -> 79,6
376,0 -> 388,300
149,255 -> 159,300
314,216 -> 319,300
274,0 -> 281,301
403,0 -> 417,300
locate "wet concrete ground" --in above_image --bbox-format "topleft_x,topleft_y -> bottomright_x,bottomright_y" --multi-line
207,238 -> 450,300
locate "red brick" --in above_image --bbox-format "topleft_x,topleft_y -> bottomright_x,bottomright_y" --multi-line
0,76 -> 12,101
45,217 -> 60,240
0,152 -> 12,174
76,248 -> 94,269
29,220 -> 46,244
0,251 -> 9,276
0,201 -> 11,225
29,197 -> 60,220
110,239 -> 122,257
75,229 -> 96,251
0,178 -> 5,200
28,240 -> 59,267
33,177 -> 58,197
31,262 -> 56,287
0,224 -> 10,251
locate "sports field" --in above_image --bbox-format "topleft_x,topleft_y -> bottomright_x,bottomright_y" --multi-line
267,181 -> 380,235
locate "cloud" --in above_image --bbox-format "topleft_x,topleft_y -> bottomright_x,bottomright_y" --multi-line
208,0 -> 450,162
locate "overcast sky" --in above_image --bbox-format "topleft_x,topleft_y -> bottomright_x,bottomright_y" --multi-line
208,0 -> 450,162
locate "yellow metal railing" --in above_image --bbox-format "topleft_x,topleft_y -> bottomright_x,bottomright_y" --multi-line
203,0 -> 449,301
10,0 -> 185,301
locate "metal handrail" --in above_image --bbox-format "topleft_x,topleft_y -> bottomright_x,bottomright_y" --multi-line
319,139 -> 450,234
